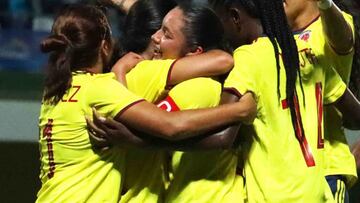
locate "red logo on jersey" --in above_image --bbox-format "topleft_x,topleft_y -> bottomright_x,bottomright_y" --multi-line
299,31 -> 311,42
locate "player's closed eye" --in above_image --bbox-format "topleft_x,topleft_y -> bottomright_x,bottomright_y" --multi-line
164,31 -> 172,39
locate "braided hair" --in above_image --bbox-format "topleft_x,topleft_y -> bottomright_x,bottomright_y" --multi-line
210,0 -> 304,140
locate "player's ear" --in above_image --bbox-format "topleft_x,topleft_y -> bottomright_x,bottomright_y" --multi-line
185,46 -> 204,56
229,7 -> 242,32
100,39 -> 112,57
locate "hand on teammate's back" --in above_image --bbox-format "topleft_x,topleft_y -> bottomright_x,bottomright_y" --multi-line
86,109 -> 112,151
87,108 -> 145,149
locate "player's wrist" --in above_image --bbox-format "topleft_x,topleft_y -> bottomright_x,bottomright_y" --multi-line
317,0 -> 333,10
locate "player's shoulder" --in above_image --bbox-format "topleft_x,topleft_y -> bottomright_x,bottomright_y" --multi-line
135,59 -> 175,68
169,77 -> 221,109
234,37 -> 273,56
86,72 -> 125,92
170,77 -> 221,97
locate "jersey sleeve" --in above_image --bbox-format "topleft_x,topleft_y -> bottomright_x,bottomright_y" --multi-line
87,73 -> 144,118
323,66 -> 347,105
324,12 -> 354,83
224,49 -> 258,98
126,59 -> 175,102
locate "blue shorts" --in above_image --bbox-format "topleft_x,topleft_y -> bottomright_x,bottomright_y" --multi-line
326,175 -> 349,203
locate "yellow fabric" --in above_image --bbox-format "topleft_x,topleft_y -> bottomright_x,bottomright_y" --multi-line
120,60 -> 174,203
334,179 -> 347,203
120,150 -> 168,203
37,72 -> 143,203
224,36 -> 346,202
308,13 -> 358,187
126,59 -> 175,102
164,78 -> 245,203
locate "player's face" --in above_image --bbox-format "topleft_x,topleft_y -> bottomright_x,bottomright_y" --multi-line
213,6 -> 247,48
151,7 -> 188,59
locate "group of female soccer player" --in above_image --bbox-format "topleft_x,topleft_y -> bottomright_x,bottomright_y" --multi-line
36,0 -> 360,202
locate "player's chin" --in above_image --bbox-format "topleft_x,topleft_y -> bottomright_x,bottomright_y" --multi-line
153,53 -> 162,60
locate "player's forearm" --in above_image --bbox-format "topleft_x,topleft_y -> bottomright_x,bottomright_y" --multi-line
168,92 -> 254,143
319,2 -> 354,54
129,125 -> 241,150
335,88 -> 360,130
168,50 -> 233,85
167,124 -> 241,150
169,98 -> 255,141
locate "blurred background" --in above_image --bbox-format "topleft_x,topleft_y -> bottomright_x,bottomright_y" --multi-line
0,0 -> 359,202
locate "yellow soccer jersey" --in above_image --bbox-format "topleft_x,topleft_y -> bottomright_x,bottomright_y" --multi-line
224,36 -> 346,202
126,59 -> 175,102
120,59 -> 175,203
37,72 -> 143,203
160,78 -> 245,203
300,13 -> 357,187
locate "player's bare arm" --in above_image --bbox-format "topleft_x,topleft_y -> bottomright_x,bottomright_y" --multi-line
313,0 -> 354,53
112,49 -> 233,90
334,88 -> 360,130
111,52 -> 143,86
166,91 -> 252,150
116,92 -> 255,141
87,92 -> 256,149
168,50 -> 234,85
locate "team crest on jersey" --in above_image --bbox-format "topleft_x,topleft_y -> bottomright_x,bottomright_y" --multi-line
299,30 -> 311,42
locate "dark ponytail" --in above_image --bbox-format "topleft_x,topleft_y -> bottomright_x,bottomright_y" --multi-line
254,0 -> 305,139
178,2 -> 225,51
41,4 -> 112,104
41,34 -> 73,103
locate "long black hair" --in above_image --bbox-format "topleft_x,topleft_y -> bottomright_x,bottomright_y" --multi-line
40,4 -> 112,104
210,0 -> 303,140
178,1 -> 225,51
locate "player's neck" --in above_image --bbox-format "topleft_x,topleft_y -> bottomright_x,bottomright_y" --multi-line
252,19 -> 264,41
84,60 -> 103,74
290,4 -> 319,31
